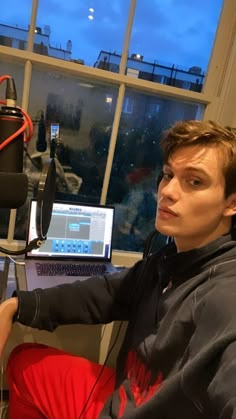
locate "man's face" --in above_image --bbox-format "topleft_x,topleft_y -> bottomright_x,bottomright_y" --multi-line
156,145 -> 236,252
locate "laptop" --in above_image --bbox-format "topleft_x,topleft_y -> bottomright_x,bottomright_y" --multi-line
24,199 -> 117,290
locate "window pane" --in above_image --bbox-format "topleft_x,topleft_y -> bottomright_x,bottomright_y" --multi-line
14,68 -> 118,239
34,0 -> 129,66
0,59 -> 25,239
0,59 -> 24,105
0,0 -> 32,50
109,90 -> 205,252
127,0 -> 223,92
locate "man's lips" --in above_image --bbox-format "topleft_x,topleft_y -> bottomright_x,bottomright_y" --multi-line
158,206 -> 178,216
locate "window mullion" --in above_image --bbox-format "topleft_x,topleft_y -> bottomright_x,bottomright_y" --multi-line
100,83 -> 126,205
120,0 -> 136,75
27,0 -> 39,52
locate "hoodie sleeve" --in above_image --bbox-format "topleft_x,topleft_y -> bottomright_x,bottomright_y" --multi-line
13,259 -> 147,332
181,283 -> 236,419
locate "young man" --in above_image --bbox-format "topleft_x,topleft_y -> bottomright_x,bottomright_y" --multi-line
1,119 -> 236,419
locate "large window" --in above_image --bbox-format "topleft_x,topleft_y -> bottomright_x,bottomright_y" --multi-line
1,1 -> 223,92
15,88 -> 204,247
0,0 -> 235,255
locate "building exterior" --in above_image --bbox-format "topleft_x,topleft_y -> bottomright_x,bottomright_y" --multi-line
94,50 -> 205,93
0,23 -> 204,93
0,23 -> 75,61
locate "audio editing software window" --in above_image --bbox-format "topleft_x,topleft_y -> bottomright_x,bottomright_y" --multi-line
28,201 -> 114,258
46,207 -> 105,255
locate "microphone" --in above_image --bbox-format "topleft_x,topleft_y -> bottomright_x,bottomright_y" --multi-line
0,78 -> 28,208
0,75 -> 56,255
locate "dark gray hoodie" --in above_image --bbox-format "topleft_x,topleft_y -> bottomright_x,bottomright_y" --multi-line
14,231 -> 236,418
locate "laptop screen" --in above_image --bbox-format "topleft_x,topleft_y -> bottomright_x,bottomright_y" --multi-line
26,200 -> 115,261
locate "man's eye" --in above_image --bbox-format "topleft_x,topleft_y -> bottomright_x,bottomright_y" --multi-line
163,172 -> 172,180
188,179 -> 202,187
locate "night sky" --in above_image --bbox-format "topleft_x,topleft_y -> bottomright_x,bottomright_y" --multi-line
1,0 -> 223,71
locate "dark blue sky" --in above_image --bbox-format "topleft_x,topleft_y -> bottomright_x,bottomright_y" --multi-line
1,0 -> 223,71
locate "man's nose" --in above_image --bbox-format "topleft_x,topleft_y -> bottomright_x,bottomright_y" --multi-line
161,177 -> 180,200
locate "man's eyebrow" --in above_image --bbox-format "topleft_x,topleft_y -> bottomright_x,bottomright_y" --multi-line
183,166 -> 209,176
164,164 -> 210,177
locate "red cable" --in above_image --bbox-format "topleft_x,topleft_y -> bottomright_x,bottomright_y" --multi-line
0,75 -> 11,83
0,75 -> 34,150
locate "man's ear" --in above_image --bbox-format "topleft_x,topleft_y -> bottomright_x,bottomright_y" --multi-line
224,193 -> 236,217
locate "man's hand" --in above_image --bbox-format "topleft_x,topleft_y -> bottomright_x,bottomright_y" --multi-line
0,297 -> 18,358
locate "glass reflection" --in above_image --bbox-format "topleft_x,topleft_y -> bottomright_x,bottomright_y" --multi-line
0,60 -> 24,105
14,69 -> 118,239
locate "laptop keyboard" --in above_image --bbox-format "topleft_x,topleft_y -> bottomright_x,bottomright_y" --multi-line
36,263 -> 108,277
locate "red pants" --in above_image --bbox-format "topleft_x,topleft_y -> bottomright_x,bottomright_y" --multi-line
6,343 -> 115,419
